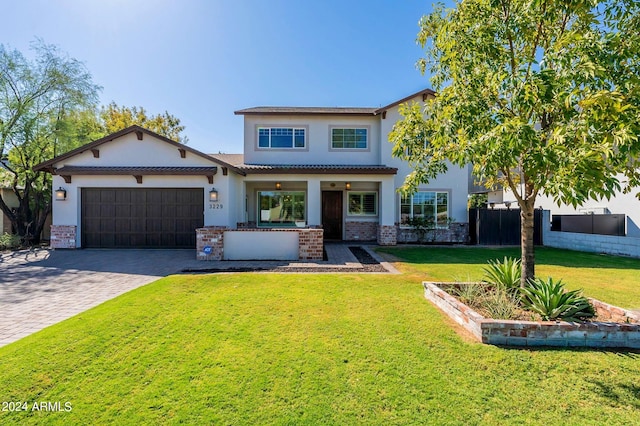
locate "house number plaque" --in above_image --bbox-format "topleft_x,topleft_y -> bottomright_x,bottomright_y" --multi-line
209,203 -> 223,209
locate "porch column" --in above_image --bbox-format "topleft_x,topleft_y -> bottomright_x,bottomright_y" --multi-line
379,176 -> 396,226
377,176 -> 397,245
307,178 -> 321,227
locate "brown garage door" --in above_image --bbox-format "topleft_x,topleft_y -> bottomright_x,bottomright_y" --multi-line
81,188 -> 203,248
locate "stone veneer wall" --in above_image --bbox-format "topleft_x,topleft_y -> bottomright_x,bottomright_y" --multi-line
396,222 -> 469,244
345,221 -> 377,241
591,299 -> 640,323
196,227 -> 323,261
377,225 -> 397,246
50,225 -> 77,249
424,282 -> 640,348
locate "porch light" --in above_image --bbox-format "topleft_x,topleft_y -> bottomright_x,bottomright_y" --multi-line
345,182 -> 351,190
209,188 -> 219,202
275,182 -> 282,190
55,187 -> 67,201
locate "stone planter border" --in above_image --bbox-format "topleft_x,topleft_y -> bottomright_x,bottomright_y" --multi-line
424,282 -> 640,349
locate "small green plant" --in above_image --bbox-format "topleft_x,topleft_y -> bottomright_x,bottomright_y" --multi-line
450,282 -> 486,306
0,233 -> 21,250
520,277 -> 596,321
480,288 -> 521,320
482,257 -> 521,291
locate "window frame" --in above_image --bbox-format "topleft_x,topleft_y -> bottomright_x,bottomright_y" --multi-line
256,126 -> 307,150
329,126 -> 370,151
257,191 -> 306,227
400,191 -> 450,228
347,191 -> 378,216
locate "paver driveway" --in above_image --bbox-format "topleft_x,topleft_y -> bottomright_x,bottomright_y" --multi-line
0,249 -> 199,347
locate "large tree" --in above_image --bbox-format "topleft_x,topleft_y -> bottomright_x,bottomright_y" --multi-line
390,0 -> 640,286
0,41 -> 100,243
100,102 -> 188,143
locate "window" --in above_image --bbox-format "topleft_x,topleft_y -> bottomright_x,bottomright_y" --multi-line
348,192 -> 377,216
258,191 -> 306,227
331,128 -> 367,149
400,191 -> 449,227
258,127 -> 305,149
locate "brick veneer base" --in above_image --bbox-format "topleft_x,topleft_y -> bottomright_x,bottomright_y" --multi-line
377,225 -> 397,246
424,282 -> 640,348
397,222 -> 469,244
50,225 -> 77,249
196,227 -> 323,261
345,221 -> 377,241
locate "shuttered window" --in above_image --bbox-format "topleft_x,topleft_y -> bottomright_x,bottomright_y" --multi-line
348,192 -> 377,215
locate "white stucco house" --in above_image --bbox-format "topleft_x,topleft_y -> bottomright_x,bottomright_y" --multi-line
34,89 -> 469,260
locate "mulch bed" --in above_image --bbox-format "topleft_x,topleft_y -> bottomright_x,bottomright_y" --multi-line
182,246 -> 388,274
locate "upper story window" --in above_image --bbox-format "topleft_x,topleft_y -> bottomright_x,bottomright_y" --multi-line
258,127 -> 306,149
331,128 -> 368,149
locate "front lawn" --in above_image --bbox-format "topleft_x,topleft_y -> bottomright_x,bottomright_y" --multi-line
378,246 -> 640,309
1,267 -> 639,425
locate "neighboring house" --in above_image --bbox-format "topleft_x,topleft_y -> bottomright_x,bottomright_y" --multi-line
34,89 -> 469,259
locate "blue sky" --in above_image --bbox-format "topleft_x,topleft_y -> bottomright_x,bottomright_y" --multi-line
2,0 -> 439,153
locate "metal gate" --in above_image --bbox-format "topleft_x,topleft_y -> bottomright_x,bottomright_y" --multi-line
469,208 -> 543,245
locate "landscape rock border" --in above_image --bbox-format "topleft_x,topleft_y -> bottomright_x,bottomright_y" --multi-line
424,282 -> 640,349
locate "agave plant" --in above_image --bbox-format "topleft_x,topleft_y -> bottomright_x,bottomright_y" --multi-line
482,257 -> 522,291
520,277 -> 595,321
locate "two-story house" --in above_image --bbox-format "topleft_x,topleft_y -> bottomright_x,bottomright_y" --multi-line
35,89 -> 469,260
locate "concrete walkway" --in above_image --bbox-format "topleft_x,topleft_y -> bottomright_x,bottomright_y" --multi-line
0,244 -> 397,347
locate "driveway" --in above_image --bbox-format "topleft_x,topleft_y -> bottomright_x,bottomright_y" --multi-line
0,249 -> 198,347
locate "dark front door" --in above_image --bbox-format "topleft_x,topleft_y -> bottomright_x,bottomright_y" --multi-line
322,191 -> 342,240
81,188 -> 203,248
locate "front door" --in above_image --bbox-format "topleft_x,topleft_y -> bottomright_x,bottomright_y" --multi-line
322,191 -> 343,240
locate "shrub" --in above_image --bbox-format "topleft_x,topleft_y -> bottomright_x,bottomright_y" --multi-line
520,277 -> 595,321
0,233 -> 22,250
482,257 -> 521,291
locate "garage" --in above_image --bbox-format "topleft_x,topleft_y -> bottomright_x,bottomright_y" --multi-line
81,188 -> 204,248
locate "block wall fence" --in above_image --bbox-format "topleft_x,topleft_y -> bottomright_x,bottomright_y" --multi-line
542,210 -> 640,258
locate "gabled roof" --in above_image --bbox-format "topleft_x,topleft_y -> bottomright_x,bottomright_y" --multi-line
233,88 -> 436,117
374,88 -> 436,114
33,125 -> 245,175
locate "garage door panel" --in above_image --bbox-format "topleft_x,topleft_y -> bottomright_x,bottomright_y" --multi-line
81,188 -> 203,248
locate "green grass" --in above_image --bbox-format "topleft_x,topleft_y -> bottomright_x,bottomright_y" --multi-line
378,246 -> 640,309
0,251 -> 639,424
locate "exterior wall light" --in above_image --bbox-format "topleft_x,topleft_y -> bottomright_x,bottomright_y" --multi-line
275,182 -> 282,190
55,187 -> 67,201
345,182 -> 351,190
209,188 -> 219,202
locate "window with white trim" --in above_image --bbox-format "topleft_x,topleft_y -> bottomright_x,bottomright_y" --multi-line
258,191 -> 306,227
348,192 -> 377,216
258,127 -> 306,149
331,128 -> 367,149
400,191 -> 449,227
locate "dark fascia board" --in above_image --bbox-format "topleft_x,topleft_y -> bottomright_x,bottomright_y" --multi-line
374,88 -> 437,115
238,165 -> 398,175
233,107 -> 378,116
233,88 -> 436,117
33,125 -> 246,176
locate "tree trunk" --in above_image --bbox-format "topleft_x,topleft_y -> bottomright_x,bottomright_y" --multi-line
520,203 -> 536,287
